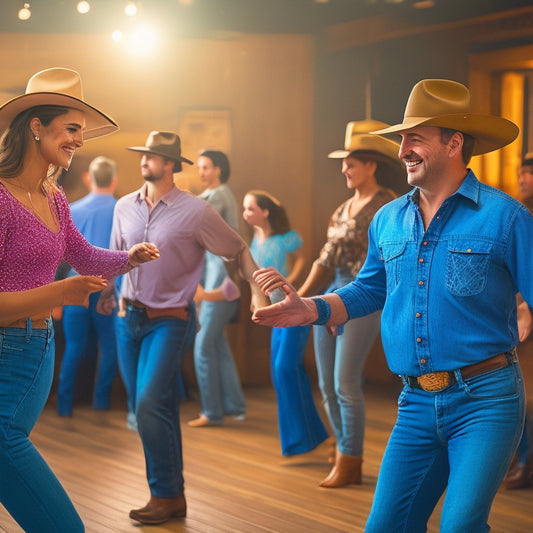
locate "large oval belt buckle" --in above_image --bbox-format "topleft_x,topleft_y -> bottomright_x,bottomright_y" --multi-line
417,371 -> 450,392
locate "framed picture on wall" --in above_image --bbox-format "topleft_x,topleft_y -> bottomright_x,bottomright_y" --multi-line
176,108 -> 232,194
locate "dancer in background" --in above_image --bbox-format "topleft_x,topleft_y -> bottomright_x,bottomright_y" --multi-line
297,120 -> 403,487
189,150 -> 246,427
243,190 -> 330,458
58,156 -> 120,416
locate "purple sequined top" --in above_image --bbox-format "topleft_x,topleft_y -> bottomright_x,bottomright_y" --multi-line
0,183 -> 129,291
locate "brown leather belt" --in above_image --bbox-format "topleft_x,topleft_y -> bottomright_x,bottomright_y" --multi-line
0,318 -> 49,329
403,351 -> 516,392
124,299 -> 189,321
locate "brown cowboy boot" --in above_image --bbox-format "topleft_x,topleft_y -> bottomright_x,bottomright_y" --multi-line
129,494 -> 186,524
319,450 -> 362,488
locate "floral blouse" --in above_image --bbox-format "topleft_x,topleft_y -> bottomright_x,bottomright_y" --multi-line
315,187 -> 395,277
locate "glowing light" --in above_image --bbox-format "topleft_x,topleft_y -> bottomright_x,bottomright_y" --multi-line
125,1 -> 137,17
18,3 -> 31,21
112,30 -> 123,42
127,26 -> 158,56
77,1 -> 90,14
412,0 -> 435,7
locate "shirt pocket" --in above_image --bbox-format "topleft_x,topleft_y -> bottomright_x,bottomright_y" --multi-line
445,240 -> 492,296
379,241 -> 406,294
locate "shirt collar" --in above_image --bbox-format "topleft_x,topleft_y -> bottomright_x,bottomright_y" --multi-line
407,169 -> 480,208
136,183 -> 181,205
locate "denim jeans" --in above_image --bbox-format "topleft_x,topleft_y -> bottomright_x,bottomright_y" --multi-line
194,299 -> 245,421
365,358 -> 525,533
0,319 -> 84,533
313,270 -> 380,457
271,325 -> 329,455
58,292 -> 118,415
116,305 -> 196,497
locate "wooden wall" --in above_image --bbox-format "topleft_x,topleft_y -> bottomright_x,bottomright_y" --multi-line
0,31 -> 315,387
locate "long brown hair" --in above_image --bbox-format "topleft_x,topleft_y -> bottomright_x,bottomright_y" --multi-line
0,105 -> 71,192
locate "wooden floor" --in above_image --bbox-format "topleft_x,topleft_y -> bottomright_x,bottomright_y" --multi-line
1,384 -> 532,533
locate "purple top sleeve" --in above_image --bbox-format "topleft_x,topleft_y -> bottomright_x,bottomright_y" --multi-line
0,185 -> 129,291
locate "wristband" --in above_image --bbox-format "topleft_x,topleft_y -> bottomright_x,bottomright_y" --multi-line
312,297 -> 331,325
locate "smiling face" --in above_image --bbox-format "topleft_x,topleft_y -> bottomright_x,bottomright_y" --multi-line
399,126 -> 450,189
34,108 -> 85,169
341,155 -> 376,190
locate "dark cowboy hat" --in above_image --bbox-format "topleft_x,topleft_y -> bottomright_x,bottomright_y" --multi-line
127,131 -> 193,173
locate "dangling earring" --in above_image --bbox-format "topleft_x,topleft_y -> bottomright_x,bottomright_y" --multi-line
34,135 -> 39,141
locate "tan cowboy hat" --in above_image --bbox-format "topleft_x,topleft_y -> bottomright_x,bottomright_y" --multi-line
0,67 -> 118,140
372,79 -> 519,156
127,131 -> 193,173
328,119 -> 401,162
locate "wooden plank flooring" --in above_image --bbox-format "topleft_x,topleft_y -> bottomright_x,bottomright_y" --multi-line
1,384 -> 532,532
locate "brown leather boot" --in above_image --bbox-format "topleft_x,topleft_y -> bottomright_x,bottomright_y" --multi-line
319,450 -> 362,488
504,463 -> 532,490
129,494 -> 186,524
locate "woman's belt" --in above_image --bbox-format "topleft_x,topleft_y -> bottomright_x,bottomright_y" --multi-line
0,317 -> 49,329
402,351 -> 516,392
123,299 -> 189,320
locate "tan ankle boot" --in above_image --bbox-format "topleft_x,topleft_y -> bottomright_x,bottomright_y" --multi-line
129,494 -> 186,524
319,450 -> 362,488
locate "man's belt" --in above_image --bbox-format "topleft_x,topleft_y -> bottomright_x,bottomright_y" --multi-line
403,351 -> 516,392
123,299 -> 189,321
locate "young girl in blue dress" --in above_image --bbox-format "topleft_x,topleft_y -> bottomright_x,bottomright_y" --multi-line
242,190 -> 329,457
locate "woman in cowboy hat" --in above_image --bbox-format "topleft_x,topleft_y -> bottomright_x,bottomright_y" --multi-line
0,67 -> 159,533
252,79 -> 529,531
296,120 -> 405,487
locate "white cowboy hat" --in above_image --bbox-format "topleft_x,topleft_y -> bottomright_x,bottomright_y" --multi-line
0,67 -> 118,140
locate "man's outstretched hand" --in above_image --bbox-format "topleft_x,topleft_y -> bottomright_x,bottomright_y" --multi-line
251,267 -> 317,327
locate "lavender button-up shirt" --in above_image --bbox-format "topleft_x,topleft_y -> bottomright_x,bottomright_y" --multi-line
111,184 -> 245,308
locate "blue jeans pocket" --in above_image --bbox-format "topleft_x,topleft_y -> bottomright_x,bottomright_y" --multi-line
462,364 -> 520,400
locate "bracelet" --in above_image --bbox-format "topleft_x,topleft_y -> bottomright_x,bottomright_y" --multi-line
312,297 -> 331,325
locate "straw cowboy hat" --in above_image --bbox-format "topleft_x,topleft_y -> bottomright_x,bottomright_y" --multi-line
328,119 -> 401,162
128,131 -> 193,173
372,79 -> 519,156
0,67 -> 118,140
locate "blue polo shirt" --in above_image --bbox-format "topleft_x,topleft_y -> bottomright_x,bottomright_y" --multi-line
67,192 -> 116,276
336,170 -> 533,376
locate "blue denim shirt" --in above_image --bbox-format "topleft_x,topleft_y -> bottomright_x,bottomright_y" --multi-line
336,170 -> 533,376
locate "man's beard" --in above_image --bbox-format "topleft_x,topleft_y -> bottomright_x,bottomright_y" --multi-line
143,171 -> 164,182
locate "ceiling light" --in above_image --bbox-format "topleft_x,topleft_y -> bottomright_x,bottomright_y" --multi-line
125,1 -> 137,17
77,1 -> 91,14
112,29 -> 123,42
18,3 -> 31,21
412,0 -> 435,8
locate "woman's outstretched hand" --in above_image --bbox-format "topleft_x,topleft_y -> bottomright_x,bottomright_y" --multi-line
128,242 -> 160,267
251,267 -> 318,327
62,276 -> 108,308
